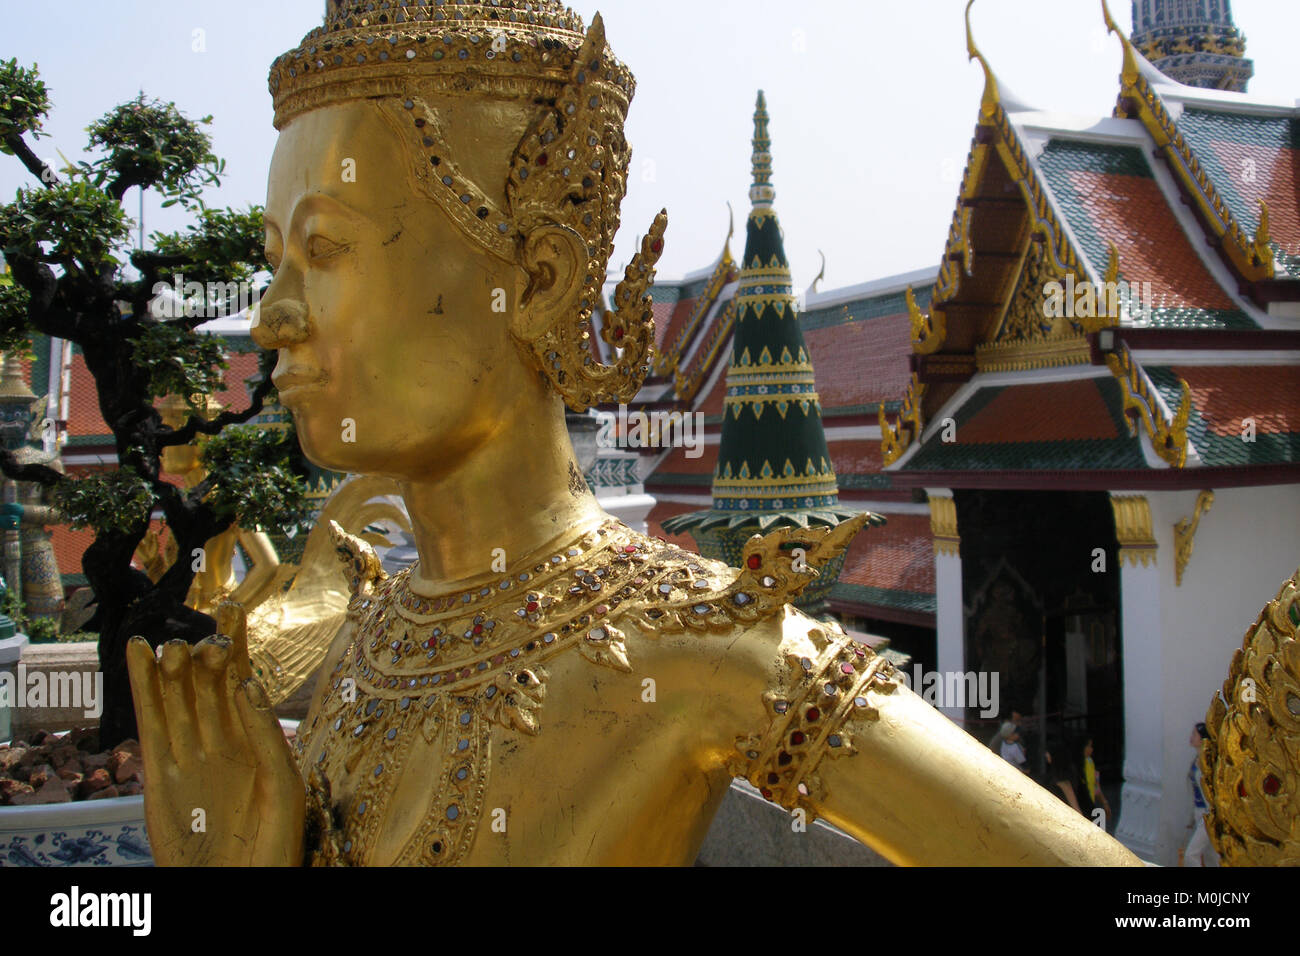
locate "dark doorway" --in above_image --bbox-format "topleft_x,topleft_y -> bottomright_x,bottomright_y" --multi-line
956,490 -> 1124,827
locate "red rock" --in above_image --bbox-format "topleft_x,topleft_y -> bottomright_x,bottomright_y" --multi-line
81,752 -> 110,771
27,764 -> 56,789
87,784 -> 121,801
28,730 -> 49,745
0,747 -> 26,773
0,778 -> 34,805
51,745 -> 81,770
78,768 -> 113,797
10,774 -> 70,805
112,754 -> 142,785
117,780 -> 143,797
57,768 -> 83,786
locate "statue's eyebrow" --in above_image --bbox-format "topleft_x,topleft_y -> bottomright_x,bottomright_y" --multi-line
268,191 -> 368,238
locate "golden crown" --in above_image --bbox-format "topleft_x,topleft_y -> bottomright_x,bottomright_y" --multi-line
268,1 -> 666,410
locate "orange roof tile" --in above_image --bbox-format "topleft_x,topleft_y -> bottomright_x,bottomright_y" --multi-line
805,312 -> 913,409
838,513 -> 934,595
1171,365 -> 1300,437
67,353 -> 111,436
958,378 -> 1118,444
1067,169 -> 1237,311
828,439 -> 883,475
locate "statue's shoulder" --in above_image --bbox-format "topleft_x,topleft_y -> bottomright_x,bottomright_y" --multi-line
612,514 -> 875,643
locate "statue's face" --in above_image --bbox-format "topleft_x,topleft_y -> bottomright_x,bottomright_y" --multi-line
260,101 -> 538,479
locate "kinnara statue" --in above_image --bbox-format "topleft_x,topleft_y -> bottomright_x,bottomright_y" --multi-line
125,1 -> 1149,866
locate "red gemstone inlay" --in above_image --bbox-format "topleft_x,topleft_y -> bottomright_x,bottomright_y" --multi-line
746,555 -> 761,570
472,624 -> 484,635
651,238 -> 663,254
623,545 -> 637,554
526,601 -> 539,612
613,328 -> 625,340
805,708 -> 820,722
536,152 -> 548,166
790,731 -> 806,745
1237,780 -> 1247,798
760,787 -> 773,800
840,663 -> 855,675
1264,774 -> 1282,795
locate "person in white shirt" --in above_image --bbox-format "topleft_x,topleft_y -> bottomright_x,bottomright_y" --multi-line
999,722 -> 1028,772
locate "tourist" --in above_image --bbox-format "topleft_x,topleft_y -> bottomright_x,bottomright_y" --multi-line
1000,722 -> 1028,772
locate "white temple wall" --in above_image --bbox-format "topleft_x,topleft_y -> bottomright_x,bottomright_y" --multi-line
1131,484 -> 1300,865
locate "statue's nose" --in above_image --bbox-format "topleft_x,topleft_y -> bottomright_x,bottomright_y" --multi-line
250,299 -> 312,349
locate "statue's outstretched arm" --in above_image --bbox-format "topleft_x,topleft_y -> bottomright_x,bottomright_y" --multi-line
721,607 -> 1144,866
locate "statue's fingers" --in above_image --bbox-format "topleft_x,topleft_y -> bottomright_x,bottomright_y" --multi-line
192,635 -> 244,757
126,636 -> 175,781
233,678 -> 300,804
157,640 -> 201,769
215,600 -> 253,683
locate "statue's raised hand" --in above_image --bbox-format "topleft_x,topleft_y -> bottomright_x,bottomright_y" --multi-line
126,602 -> 306,866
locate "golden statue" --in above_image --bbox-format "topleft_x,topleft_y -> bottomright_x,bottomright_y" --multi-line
134,393 -> 282,615
126,1 -> 1143,866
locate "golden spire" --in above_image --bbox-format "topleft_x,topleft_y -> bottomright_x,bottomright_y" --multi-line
749,90 -> 775,211
0,352 -> 35,399
1102,0 -> 1141,93
965,0 -> 1000,121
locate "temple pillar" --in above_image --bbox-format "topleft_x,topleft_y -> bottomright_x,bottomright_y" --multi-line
1109,493 -> 1162,860
928,490 -> 964,720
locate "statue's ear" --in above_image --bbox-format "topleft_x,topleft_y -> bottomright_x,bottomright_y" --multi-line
513,224 -> 587,343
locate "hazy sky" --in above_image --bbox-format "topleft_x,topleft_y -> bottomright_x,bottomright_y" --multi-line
2,1 -> 1295,290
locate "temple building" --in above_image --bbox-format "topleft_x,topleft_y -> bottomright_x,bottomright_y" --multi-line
621,3 -> 1299,864
22,1 -> 1299,865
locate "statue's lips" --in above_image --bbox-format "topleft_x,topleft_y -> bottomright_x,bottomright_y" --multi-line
274,369 -> 327,404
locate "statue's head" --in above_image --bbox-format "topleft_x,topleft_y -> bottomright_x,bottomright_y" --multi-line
251,1 -> 665,480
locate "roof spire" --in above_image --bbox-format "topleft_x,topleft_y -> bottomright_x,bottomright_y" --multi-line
663,91 -> 872,609
965,0 -> 1001,121
749,90 -> 775,210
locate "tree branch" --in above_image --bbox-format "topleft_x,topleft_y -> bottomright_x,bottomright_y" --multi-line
157,373 -> 274,449
4,254 -> 81,340
1,131 -> 56,185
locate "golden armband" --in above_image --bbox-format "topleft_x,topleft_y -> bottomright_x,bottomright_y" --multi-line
736,625 -> 901,817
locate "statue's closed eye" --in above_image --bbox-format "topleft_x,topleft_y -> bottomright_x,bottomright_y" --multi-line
307,234 -> 350,262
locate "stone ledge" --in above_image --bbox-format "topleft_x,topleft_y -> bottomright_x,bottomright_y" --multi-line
695,779 -> 891,866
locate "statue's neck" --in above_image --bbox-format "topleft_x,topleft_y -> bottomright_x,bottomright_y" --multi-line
398,410 -> 603,597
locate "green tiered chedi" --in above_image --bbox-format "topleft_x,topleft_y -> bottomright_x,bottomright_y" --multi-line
663,91 -> 880,612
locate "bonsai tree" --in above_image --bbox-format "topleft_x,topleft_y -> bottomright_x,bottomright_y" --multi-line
0,58 -> 310,748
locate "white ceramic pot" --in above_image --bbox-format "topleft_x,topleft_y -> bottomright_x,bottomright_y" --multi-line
0,793 -> 150,867
0,719 -> 300,867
